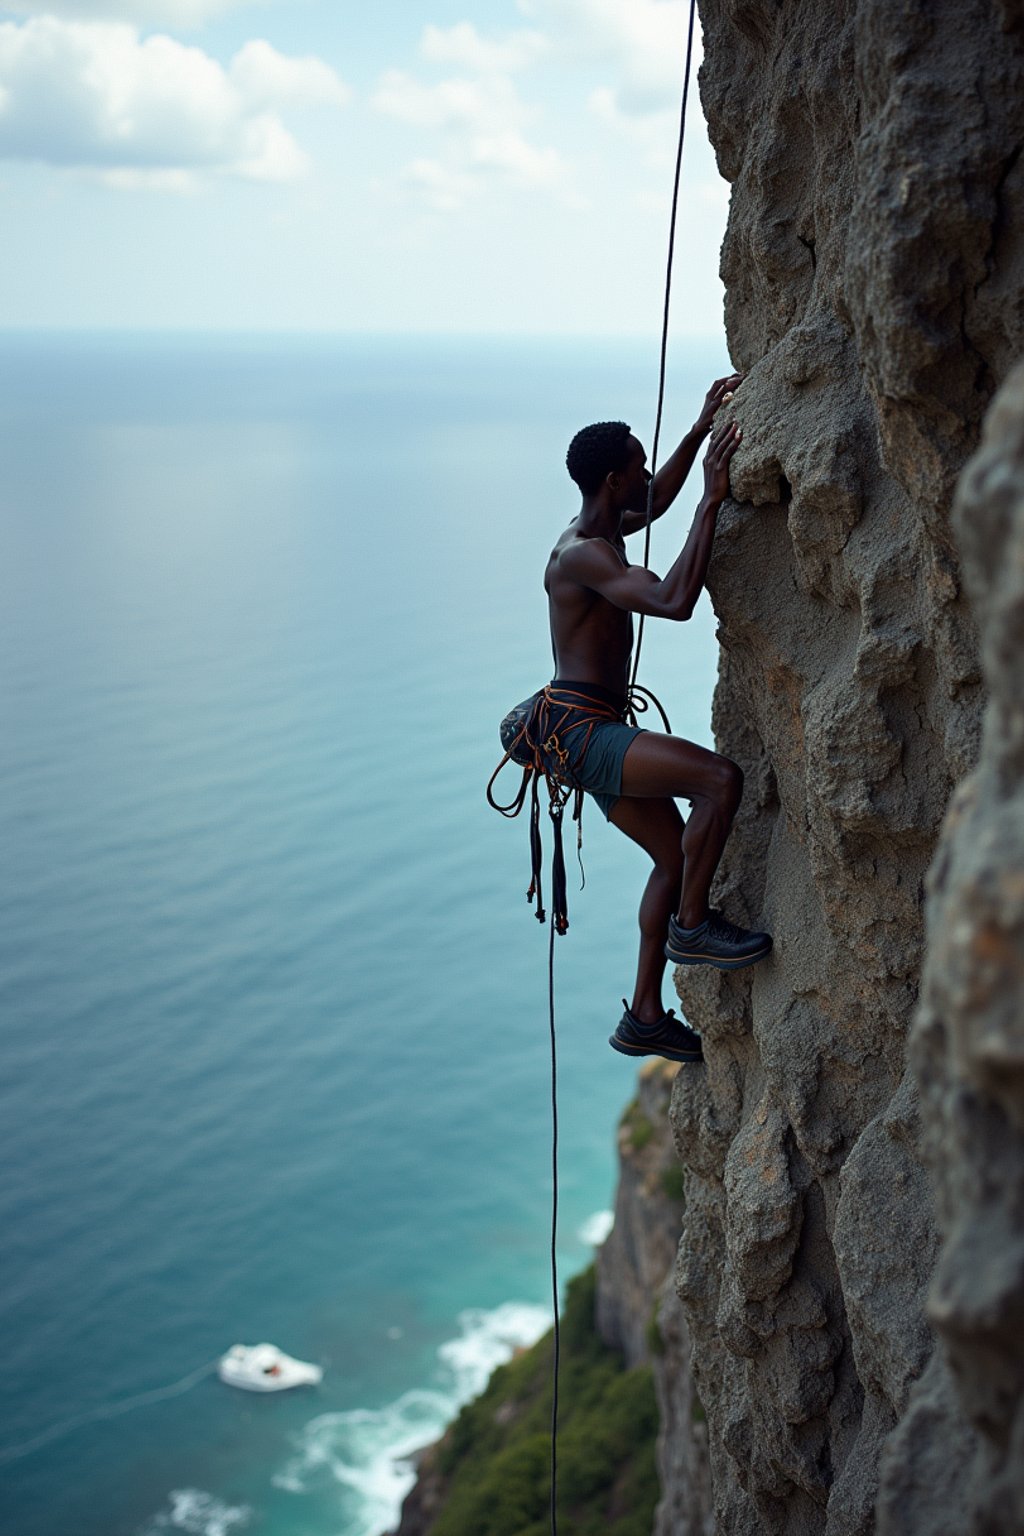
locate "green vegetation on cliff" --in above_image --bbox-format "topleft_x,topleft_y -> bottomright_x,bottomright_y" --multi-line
428,1265 -> 658,1536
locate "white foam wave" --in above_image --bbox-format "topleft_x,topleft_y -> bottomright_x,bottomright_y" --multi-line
271,1388 -> 449,1532
578,1208 -> 614,1246
139,1488 -> 251,1536
272,1299 -> 550,1536
437,1300 -> 550,1402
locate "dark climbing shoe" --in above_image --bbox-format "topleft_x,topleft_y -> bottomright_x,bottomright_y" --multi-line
666,911 -> 772,970
609,1002 -> 703,1064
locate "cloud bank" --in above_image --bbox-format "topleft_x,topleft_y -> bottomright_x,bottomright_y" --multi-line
520,0 -> 692,116
373,21 -> 563,212
0,0 -> 256,26
0,15 -> 348,185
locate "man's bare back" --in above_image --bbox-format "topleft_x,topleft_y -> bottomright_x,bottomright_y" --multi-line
544,523 -> 634,694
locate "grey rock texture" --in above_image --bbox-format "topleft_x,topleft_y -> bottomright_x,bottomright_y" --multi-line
665,3 -> 1024,1532
596,1060 -> 713,1536
597,1061 -> 684,1369
891,364 -> 1024,1536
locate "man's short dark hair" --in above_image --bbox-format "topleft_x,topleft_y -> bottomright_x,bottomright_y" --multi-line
566,421 -> 633,494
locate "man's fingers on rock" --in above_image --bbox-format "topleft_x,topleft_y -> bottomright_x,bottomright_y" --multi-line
710,425 -> 742,461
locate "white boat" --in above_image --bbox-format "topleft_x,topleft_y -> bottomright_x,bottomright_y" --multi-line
218,1343 -> 323,1393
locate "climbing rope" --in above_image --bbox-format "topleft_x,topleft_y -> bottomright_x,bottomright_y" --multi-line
546,5 -> 698,1531
548,913 -> 560,1535
630,0 -> 699,697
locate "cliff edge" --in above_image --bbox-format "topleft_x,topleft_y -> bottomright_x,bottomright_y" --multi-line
666,4 -> 1024,1533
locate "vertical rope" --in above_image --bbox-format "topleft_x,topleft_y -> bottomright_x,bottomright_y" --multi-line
630,0 -> 699,697
546,8 -> 697,1531
548,912 -> 560,1536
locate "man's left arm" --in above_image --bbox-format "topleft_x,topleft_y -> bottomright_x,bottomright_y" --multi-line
622,373 -> 742,536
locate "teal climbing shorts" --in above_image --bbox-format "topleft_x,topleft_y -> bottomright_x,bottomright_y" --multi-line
537,680 -> 644,820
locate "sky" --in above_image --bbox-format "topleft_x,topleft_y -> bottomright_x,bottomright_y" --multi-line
0,0 -> 731,333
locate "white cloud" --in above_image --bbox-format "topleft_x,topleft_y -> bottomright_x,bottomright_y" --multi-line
372,23 -> 564,212
470,131 -> 561,186
420,21 -> 547,75
372,69 -> 530,137
520,0 -> 695,116
403,156 -> 475,213
0,0 -> 257,26
229,39 -> 349,110
100,165 -> 198,191
0,16 -> 348,185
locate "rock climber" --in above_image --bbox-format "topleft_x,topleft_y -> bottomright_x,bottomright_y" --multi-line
540,376 -> 772,1064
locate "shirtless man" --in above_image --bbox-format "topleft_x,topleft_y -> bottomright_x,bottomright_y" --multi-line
541,376 -> 772,1065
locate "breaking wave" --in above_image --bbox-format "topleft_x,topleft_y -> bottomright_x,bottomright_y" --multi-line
271,1300 -> 550,1536
138,1488 -> 252,1536
577,1208 -> 614,1246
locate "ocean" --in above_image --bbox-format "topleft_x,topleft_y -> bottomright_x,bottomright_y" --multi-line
0,332 -> 724,1536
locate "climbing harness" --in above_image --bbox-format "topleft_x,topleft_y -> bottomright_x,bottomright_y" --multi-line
486,4 -> 698,1528
487,682 -> 672,932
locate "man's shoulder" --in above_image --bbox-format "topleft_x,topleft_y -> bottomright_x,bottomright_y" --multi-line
555,528 -> 624,570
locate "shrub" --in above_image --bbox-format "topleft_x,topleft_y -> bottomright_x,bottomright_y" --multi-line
429,1264 -> 659,1536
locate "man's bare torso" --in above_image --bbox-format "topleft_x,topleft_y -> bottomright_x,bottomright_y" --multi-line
544,521 -> 634,696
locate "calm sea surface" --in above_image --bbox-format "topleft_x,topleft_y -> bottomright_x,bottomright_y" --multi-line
0,333 -> 725,1536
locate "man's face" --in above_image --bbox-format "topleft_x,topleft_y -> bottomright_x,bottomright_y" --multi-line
619,436 -> 652,513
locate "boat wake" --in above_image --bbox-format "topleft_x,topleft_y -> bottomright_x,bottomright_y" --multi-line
0,1359 -> 222,1467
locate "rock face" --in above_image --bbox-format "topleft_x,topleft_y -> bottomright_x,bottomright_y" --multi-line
595,1061 -> 713,1536
665,3 -> 1024,1532
893,364 -> 1024,1536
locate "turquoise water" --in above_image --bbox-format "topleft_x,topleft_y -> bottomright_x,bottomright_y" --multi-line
0,333 -> 723,1536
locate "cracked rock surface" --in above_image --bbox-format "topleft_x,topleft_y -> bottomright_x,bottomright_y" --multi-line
666,4 -> 1024,1532
894,362 -> 1024,1536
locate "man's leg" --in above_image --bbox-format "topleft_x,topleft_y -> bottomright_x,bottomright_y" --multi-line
618,732 -> 743,928
607,795 -> 685,1023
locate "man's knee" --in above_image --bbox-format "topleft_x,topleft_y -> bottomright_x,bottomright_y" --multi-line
712,755 -> 743,809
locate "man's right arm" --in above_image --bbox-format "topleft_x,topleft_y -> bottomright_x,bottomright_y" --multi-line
563,420 -> 741,621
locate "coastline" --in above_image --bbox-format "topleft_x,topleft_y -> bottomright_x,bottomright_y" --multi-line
386,1061 -> 712,1536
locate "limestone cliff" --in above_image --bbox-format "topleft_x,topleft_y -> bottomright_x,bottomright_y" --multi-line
664,4 -> 1024,1533
596,1061 -> 713,1536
